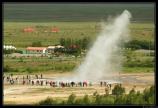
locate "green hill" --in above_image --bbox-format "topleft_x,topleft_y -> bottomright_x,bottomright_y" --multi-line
3,3 -> 155,22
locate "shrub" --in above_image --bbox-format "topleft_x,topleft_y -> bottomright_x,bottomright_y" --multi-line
67,93 -> 76,104
15,50 -> 23,54
112,84 -> 125,96
26,67 -> 32,73
3,65 -> 11,72
129,88 -> 136,95
83,95 -> 91,104
39,97 -> 56,105
19,57 -> 24,62
36,86 -> 154,105
93,91 -> 98,96
143,85 -> 155,104
3,49 -> 15,54
101,95 -> 115,104
74,99 -> 83,105
95,95 -> 101,104
114,95 -> 127,104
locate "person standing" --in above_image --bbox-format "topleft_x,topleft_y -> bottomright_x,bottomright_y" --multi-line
27,75 -> 29,79
41,80 -> 43,86
100,81 -> 103,87
40,74 -> 43,79
32,80 -> 34,85
109,84 -> 112,90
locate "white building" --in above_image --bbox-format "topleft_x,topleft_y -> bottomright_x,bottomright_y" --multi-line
3,45 -> 16,50
47,45 -> 64,54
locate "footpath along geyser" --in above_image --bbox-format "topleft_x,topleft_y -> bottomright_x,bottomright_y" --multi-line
72,10 -> 132,82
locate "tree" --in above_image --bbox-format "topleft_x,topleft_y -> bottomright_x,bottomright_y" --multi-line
65,38 -> 72,48
82,37 -> 89,50
60,38 -> 66,46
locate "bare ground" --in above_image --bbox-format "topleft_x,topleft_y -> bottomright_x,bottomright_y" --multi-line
3,72 -> 154,105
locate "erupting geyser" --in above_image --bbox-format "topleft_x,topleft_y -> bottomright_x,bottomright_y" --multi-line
58,10 -> 131,82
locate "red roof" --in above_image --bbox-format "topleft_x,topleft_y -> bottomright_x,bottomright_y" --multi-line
26,47 -> 47,51
69,45 -> 79,49
51,27 -> 59,32
23,28 -> 34,32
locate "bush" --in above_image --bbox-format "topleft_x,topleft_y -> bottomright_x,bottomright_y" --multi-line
115,95 -> 127,104
129,88 -> 136,95
124,40 -> 154,50
3,65 -> 11,72
3,49 -> 15,54
112,84 -> 125,96
15,50 -> 23,54
93,91 -> 99,97
26,67 -> 32,73
67,93 -> 76,104
101,95 -> 115,104
74,99 -> 83,105
74,95 -> 91,105
37,86 -> 154,105
83,95 -> 91,104
19,57 -> 24,62
126,89 -> 136,104
95,95 -> 101,104
143,85 -> 155,104
39,97 -> 56,105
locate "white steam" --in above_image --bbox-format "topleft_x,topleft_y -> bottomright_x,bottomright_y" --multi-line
57,10 -> 131,82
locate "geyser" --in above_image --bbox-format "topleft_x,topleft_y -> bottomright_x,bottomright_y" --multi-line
57,10 -> 131,82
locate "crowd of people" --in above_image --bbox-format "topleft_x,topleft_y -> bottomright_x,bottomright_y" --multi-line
3,74 -> 91,88
3,74 -> 43,85
3,74 -> 114,90
100,81 -> 112,90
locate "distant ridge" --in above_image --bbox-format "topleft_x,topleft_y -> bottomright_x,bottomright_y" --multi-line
3,3 -> 154,22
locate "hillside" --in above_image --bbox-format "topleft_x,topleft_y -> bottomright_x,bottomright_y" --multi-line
3,3 -> 155,22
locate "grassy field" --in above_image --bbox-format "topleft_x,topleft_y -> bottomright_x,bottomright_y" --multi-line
3,3 -> 155,74
3,49 -> 154,74
3,56 -> 80,74
3,22 -> 155,48
3,21 -> 155,74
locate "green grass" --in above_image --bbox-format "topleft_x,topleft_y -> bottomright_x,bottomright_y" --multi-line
122,67 -> 154,73
3,52 -> 154,74
3,22 -> 155,48
3,56 -> 81,74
